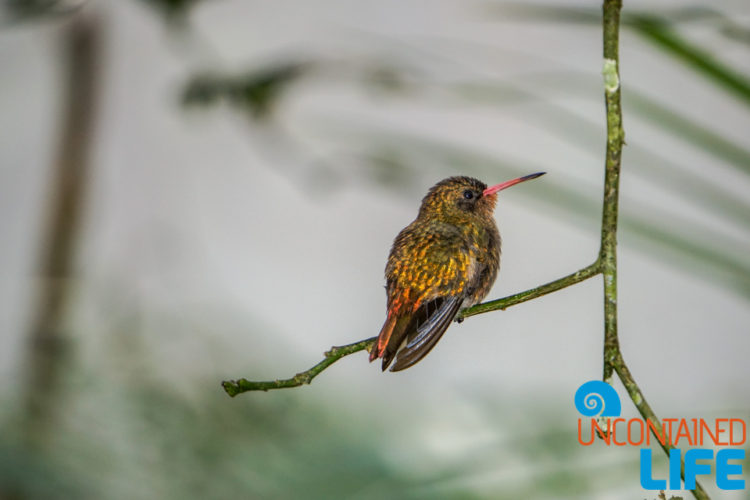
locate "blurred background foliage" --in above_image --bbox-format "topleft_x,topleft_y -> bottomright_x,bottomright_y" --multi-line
1,0 -> 748,499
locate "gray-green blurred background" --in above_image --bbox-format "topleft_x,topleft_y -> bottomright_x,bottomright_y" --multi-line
1,0 -> 749,498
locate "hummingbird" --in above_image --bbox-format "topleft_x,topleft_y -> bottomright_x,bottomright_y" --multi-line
369,172 -> 545,372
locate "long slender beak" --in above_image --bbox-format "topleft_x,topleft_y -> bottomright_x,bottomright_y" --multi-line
482,172 -> 545,197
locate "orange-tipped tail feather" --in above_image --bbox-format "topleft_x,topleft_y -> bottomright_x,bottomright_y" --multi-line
370,314 -> 397,362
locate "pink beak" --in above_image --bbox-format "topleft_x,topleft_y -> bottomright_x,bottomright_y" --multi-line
483,172 -> 545,197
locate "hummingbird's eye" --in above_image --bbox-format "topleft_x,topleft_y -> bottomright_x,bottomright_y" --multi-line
462,189 -> 475,200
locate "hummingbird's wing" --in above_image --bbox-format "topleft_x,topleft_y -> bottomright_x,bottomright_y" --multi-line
388,295 -> 463,372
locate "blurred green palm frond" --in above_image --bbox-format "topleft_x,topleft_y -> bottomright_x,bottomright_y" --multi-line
490,3 -> 750,105
182,62 -> 312,119
139,0 -> 204,24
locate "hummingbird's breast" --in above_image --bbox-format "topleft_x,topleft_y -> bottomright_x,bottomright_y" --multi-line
463,220 -> 501,307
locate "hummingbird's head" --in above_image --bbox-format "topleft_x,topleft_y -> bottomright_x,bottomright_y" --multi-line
419,173 -> 545,222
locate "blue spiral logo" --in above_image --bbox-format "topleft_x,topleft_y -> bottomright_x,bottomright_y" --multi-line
574,380 -> 621,417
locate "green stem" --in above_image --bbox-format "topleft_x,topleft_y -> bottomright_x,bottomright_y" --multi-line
612,354 -> 711,500
600,0 -> 624,384
222,337 -> 375,396
601,1 -> 709,498
221,265 -> 601,396
459,261 -> 601,319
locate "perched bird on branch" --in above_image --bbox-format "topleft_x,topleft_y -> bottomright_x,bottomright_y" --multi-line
370,173 -> 545,371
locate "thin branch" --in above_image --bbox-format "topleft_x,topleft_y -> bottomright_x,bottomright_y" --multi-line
613,354 -> 711,500
222,337 -> 375,396
459,261 -> 601,319
600,0 -> 625,385
221,265 -> 601,396
600,1 -> 709,498
221,337 -> 377,397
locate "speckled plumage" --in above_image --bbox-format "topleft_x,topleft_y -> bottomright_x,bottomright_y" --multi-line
370,173 -> 544,372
